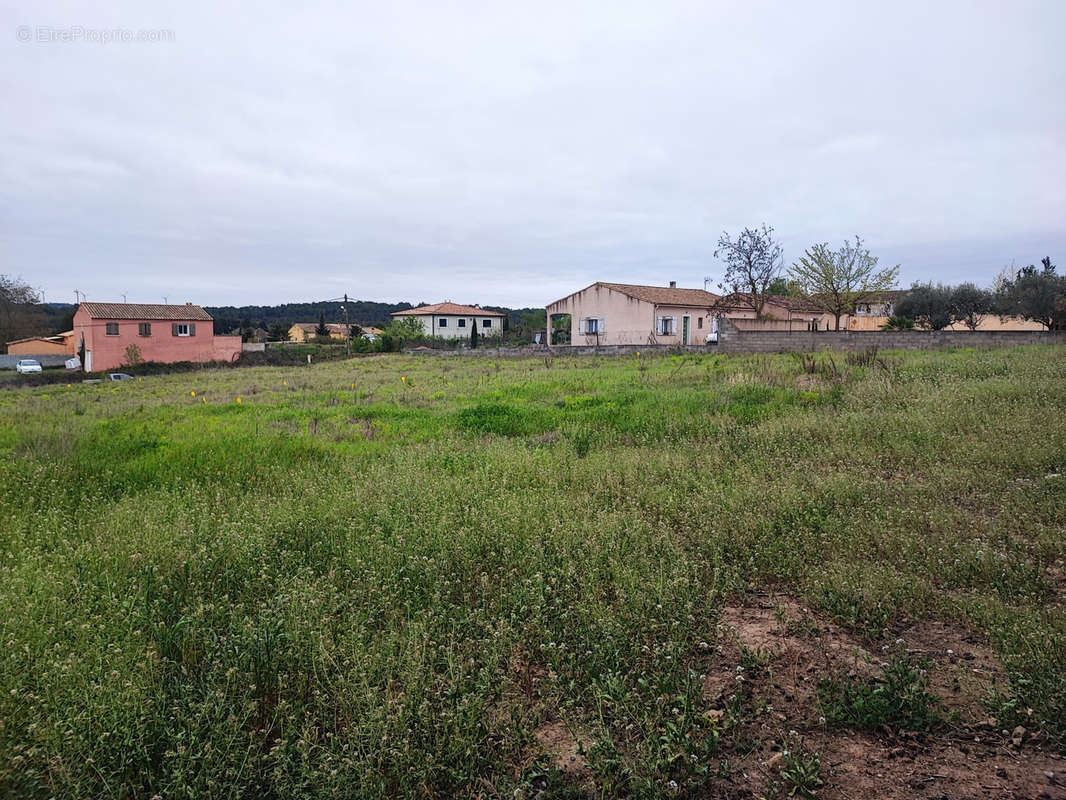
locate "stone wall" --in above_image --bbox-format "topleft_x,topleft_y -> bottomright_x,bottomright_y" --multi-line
408,344 -> 715,357
717,317 -> 1065,353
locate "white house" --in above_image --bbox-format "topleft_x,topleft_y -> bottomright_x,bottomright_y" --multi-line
391,302 -> 506,340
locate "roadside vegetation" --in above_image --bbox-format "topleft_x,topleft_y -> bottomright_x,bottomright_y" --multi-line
0,346 -> 1063,798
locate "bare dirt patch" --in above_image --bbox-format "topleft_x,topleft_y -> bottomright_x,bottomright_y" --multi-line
533,718 -> 590,778
703,592 -> 1066,799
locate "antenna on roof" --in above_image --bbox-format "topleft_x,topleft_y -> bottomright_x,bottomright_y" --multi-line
122,293 -> 127,303
74,289 -> 83,304
163,296 -> 168,305
703,277 -> 712,292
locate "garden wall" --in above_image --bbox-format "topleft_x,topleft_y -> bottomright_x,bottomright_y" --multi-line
716,318 -> 1066,353
0,354 -> 73,369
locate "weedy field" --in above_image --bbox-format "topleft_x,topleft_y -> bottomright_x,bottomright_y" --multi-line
0,347 -> 1064,799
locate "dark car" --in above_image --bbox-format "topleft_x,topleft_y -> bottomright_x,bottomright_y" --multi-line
107,373 -> 134,381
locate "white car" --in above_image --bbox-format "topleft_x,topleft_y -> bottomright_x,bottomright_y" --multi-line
15,359 -> 43,374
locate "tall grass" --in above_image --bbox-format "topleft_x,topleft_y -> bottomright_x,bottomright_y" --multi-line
0,348 -> 1063,798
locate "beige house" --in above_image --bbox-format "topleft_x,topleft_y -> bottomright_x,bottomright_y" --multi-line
6,331 -> 75,355
288,323 -> 355,342
711,293 -> 826,330
546,282 -> 722,346
391,302 -> 505,339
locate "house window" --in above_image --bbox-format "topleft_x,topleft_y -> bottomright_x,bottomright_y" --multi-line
481,319 -> 491,328
656,316 -> 675,335
697,317 -> 703,329
584,318 -> 601,335
439,318 -> 447,327
173,323 -> 191,337
105,322 -> 119,336
138,322 -> 152,337
458,318 -> 466,327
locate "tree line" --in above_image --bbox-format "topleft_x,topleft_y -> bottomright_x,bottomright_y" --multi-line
714,226 -> 1064,330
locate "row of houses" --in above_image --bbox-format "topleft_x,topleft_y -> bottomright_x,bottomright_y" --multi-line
6,300 -> 508,371
6,282 -> 1045,370
546,282 -> 1042,346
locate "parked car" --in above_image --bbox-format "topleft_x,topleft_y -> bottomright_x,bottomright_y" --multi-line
15,359 -> 43,374
107,373 -> 134,381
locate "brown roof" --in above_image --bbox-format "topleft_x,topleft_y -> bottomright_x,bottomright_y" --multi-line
392,302 -> 504,317
713,292 -> 824,314
5,335 -> 67,346
551,282 -> 720,308
80,302 -> 213,321
291,322 -> 352,333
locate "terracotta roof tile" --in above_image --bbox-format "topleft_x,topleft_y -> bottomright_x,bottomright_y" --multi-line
80,302 -> 213,321
595,282 -> 720,307
392,302 -> 504,316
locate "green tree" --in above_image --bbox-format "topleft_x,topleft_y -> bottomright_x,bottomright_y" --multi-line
0,274 -> 44,351
469,318 -> 478,348
896,283 -> 953,330
266,321 -> 289,341
384,316 -> 424,346
950,283 -> 994,331
788,236 -> 899,331
713,224 -> 783,317
767,276 -> 803,296
996,257 -> 1065,330
315,311 -> 329,337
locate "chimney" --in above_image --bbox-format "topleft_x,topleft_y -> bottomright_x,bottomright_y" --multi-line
669,281 -> 677,289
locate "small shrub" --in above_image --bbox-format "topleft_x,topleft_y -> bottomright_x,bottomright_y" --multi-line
844,347 -> 879,367
818,656 -> 942,732
780,747 -> 823,799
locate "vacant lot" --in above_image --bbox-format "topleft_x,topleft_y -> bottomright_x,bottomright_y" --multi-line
1,347 -> 1064,799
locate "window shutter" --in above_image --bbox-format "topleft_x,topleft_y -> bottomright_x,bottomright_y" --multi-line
579,317 -> 586,332
656,316 -> 663,334
189,323 -> 196,336
172,323 -> 179,336
597,317 -> 604,332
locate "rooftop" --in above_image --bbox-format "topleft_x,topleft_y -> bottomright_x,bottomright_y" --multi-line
550,282 -> 720,308
392,302 -> 504,317
79,302 -> 213,321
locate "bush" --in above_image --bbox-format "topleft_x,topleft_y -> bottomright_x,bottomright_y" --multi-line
818,656 -> 942,732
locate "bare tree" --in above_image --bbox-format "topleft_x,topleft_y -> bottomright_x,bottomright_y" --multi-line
713,224 -> 783,317
788,237 -> 899,330
0,274 -> 44,351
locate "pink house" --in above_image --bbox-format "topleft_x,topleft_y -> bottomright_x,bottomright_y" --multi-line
73,302 -> 242,372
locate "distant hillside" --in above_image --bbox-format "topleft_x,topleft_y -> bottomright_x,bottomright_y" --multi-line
204,301 -> 547,336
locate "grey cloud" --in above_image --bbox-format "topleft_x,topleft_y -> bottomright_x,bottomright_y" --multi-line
2,0 -> 1064,307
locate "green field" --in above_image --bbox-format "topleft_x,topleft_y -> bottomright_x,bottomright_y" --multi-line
1,348 -> 1064,798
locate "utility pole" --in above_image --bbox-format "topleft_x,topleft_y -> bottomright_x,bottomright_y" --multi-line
343,293 -> 350,357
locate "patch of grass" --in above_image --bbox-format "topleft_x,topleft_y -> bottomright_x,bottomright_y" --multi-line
818,656 -> 943,732
456,401 -> 554,436
0,346 -> 1063,797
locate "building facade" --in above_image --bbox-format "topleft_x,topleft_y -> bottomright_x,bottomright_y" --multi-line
6,331 -> 75,355
73,302 -> 242,372
391,302 -> 505,340
546,282 -> 721,346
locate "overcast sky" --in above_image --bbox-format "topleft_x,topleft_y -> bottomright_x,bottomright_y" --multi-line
3,1 -> 1064,308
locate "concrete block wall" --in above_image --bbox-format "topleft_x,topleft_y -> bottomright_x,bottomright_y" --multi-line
717,317 -> 1065,353
0,354 -> 74,369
